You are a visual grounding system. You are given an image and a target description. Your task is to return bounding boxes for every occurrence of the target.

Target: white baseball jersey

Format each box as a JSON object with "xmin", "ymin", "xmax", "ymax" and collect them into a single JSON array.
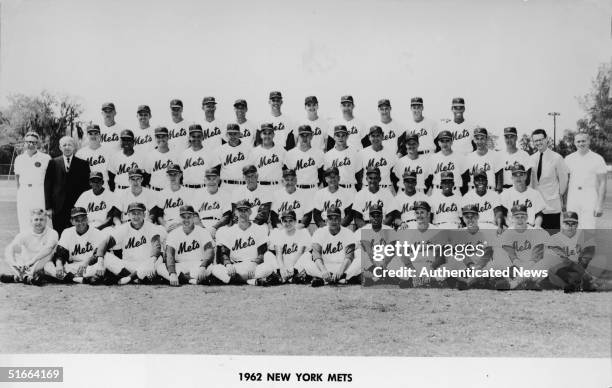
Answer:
[
  {"xmin": 298, "ymin": 117, "xmax": 329, "ymax": 151},
  {"xmin": 460, "ymin": 189, "xmax": 502, "ymax": 224},
  {"xmin": 166, "ymin": 225, "xmax": 213, "ymax": 263},
  {"xmin": 285, "ymin": 147, "xmax": 324, "ymax": 186},
  {"xmin": 14, "ymin": 151, "xmax": 51, "ymax": 186},
  {"xmin": 76, "ymin": 146, "xmax": 109, "ymax": 184},
  {"xmin": 9, "ymin": 227, "xmax": 58, "ymax": 265},
  {"xmin": 312, "ymin": 226, "xmax": 355, "ymax": 266},
  {"xmin": 501, "ymin": 227, "xmax": 548, "ymax": 264},
  {"xmin": 75, "ymin": 189, "xmax": 117, "ymax": 227},
  {"xmin": 216, "ymin": 223, "xmax": 268, "ymax": 262},
  {"xmin": 393, "ymin": 154, "xmax": 431, "ymax": 191},
  {"xmin": 429, "ymin": 191, "xmax": 462, "ymax": 225},
  {"xmin": 233, "ymin": 119, "xmax": 258, "ymax": 145},
  {"xmin": 167, "ymin": 120, "xmax": 190, "ymax": 154},
  {"xmin": 133, "ymin": 127, "xmax": 155, "ymax": 152},
  {"xmin": 192, "ymin": 187, "xmax": 230, "ymax": 224},
  {"xmin": 249, "ymin": 144, "xmax": 286, "ymax": 182},
  {"xmin": 463, "ymin": 150, "xmax": 502, "ymax": 187},
  {"xmin": 269, "ymin": 228, "xmax": 311, "ymax": 256},
  {"xmin": 545, "ymin": 230, "xmax": 594, "ymax": 264},
  {"xmin": 155, "ymin": 186, "xmax": 193, "ymax": 224},
  {"xmin": 332, "ymin": 117, "xmax": 367, "ymax": 150},
  {"xmin": 499, "ymin": 149, "xmax": 531, "ymax": 187},
  {"xmin": 353, "ymin": 188, "xmax": 397, "ymax": 221},
  {"xmin": 215, "ymin": 142, "xmax": 251, "ymax": 181},
  {"xmin": 58, "ymin": 226, "xmax": 107, "ymax": 263},
  {"xmin": 201, "ymin": 118, "xmax": 224, "ymax": 151},
  {"xmin": 230, "ymin": 185, "xmax": 271, "ymax": 220},
  {"xmin": 500, "ymin": 187, "xmax": 547, "ymax": 226},
  {"xmin": 261, "ymin": 113, "xmax": 294, "ymax": 148},
  {"xmin": 115, "ymin": 188, "xmax": 159, "ymax": 221},
  {"xmin": 100, "ymin": 122, "xmax": 123, "ymax": 152},
  {"xmin": 271, "ymin": 188, "xmax": 312, "ymax": 220},
  {"xmin": 565, "ymin": 150, "xmax": 607, "ymax": 191},
  {"xmin": 143, "ymin": 148, "xmax": 179, "ymax": 189},
  {"xmin": 312, "ymin": 187, "xmax": 356, "ymax": 219},
  {"xmin": 376, "ymin": 119, "xmax": 403, "ymax": 152},
  {"xmin": 438, "ymin": 119, "xmax": 477, "ymax": 155},
  {"xmin": 405, "ymin": 117, "xmax": 438, "ymax": 153},
  {"xmin": 393, "ymin": 191, "xmax": 430, "ymax": 223},
  {"xmin": 107, "ymin": 150, "xmax": 147, "ymax": 188},
  {"xmin": 110, "ymin": 221, "xmax": 166, "ymax": 262},
  {"xmin": 360, "ymin": 146, "xmax": 398, "ymax": 187},
  {"xmin": 426, "ymin": 151, "xmax": 464, "ymax": 189},
  {"xmin": 324, "ymin": 147, "xmax": 361, "ymax": 186},
  {"xmin": 179, "ymin": 147, "xmax": 210, "ymax": 186}
]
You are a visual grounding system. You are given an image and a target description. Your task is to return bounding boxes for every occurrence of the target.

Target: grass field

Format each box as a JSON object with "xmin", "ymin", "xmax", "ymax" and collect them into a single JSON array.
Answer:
[{"xmin": 0, "ymin": 180, "xmax": 610, "ymax": 356}]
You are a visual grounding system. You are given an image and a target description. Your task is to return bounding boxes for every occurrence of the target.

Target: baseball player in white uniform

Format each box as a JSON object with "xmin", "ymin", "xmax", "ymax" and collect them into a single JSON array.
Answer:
[
  {"xmin": 114, "ymin": 169, "xmax": 159, "ymax": 224},
  {"xmin": 100, "ymin": 102, "xmax": 123, "ymax": 153},
  {"xmin": 179, "ymin": 124, "xmax": 210, "ymax": 192},
  {"xmin": 76, "ymin": 124, "xmax": 110, "ymax": 189},
  {"xmin": 249, "ymin": 123, "xmax": 285, "ymax": 186},
  {"xmin": 270, "ymin": 169, "xmax": 312, "ymax": 228},
  {"xmin": 353, "ymin": 167, "xmax": 396, "ymax": 229},
  {"xmin": 460, "ymin": 170, "xmax": 503, "ymax": 229},
  {"xmin": 14, "ymin": 131, "xmax": 51, "ymax": 232},
  {"xmin": 499, "ymin": 127, "xmax": 531, "ymax": 189},
  {"xmin": 429, "ymin": 171, "xmax": 462, "ymax": 228},
  {"xmin": 374, "ymin": 99, "xmax": 403, "ymax": 153},
  {"xmin": 215, "ymin": 123, "xmax": 251, "ymax": 189},
  {"xmin": 74, "ymin": 172, "xmax": 117, "ymax": 230},
  {"xmin": 360, "ymin": 125, "xmax": 398, "ymax": 191},
  {"xmin": 301, "ymin": 96, "xmax": 329, "ymax": 151},
  {"xmin": 167, "ymin": 99, "xmax": 190, "ymax": 154},
  {"xmin": 192, "ymin": 168, "xmax": 231, "ymax": 237},
  {"xmin": 107, "ymin": 129, "xmax": 147, "ymax": 191},
  {"xmin": 564, "ymin": 132, "xmax": 607, "ymax": 229},
  {"xmin": 462, "ymin": 127, "xmax": 503, "ymax": 192},
  {"xmin": 500, "ymin": 164, "xmax": 547, "ymax": 228},
  {"xmin": 154, "ymin": 163, "xmax": 194, "ymax": 232},
  {"xmin": 324, "ymin": 125, "xmax": 362, "ymax": 190},
  {"xmin": 312, "ymin": 167, "xmax": 356, "ymax": 228},
  {"xmin": 284, "ymin": 124, "xmax": 324, "ymax": 196},
  {"xmin": 134, "ymin": 105, "xmax": 155, "ymax": 152},
  {"xmin": 200, "ymin": 96, "xmax": 224, "ymax": 151},
  {"xmin": 1, "ymin": 208, "xmax": 58, "ymax": 285},
  {"xmin": 392, "ymin": 170, "xmax": 429, "ymax": 230},
  {"xmin": 261, "ymin": 91, "xmax": 294, "ymax": 150},
  {"xmin": 355, "ymin": 204, "xmax": 395, "ymax": 287},
  {"xmin": 156, "ymin": 205, "xmax": 214, "ymax": 286},
  {"xmin": 332, "ymin": 95, "xmax": 367, "ymax": 150},
  {"xmin": 232, "ymin": 99, "xmax": 257, "ymax": 145},
  {"xmin": 393, "ymin": 134, "xmax": 430, "ymax": 194},
  {"xmin": 401, "ymin": 97, "xmax": 437, "ymax": 155},
  {"xmin": 144, "ymin": 126, "xmax": 179, "ymax": 192},
  {"xmin": 426, "ymin": 130, "xmax": 464, "ymax": 193},
  {"xmin": 437, "ymin": 97, "xmax": 477, "ymax": 155},
  {"xmin": 229, "ymin": 165, "xmax": 272, "ymax": 225}
]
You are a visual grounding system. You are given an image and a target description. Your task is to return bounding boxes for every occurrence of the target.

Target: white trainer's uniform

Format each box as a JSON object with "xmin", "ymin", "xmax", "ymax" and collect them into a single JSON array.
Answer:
[
  {"xmin": 14, "ymin": 151, "xmax": 51, "ymax": 232},
  {"xmin": 565, "ymin": 150, "xmax": 607, "ymax": 229}
]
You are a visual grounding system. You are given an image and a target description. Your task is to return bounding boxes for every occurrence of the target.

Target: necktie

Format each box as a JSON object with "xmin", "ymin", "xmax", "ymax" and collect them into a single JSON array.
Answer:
[
  {"xmin": 66, "ymin": 156, "xmax": 71, "ymax": 172},
  {"xmin": 537, "ymin": 152, "xmax": 543, "ymax": 181}
]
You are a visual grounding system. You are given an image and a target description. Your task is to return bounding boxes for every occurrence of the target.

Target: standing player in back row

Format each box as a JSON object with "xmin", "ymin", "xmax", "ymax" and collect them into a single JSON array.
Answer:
[
  {"xmin": 261, "ymin": 91, "xmax": 294, "ymax": 150},
  {"xmin": 401, "ymin": 97, "xmax": 437, "ymax": 155},
  {"xmin": 167, "ymin": 99, "xmax": 190, "ymax": 154},
  {"xmin": 232, "ymin": 99, "xmax": 257, "ymax": 146},
  {"xmin": 134, "ymin": 105, "xmax": 155, "ymax": 152},
  {"xmin": 373, "ymin": 99, "xmax": 403, "ymax": 152},
  {"xmin": 301, "ymin": 96, "xmax": 329, "ymax": 151},
  {"xmin": 437, "ymin": 97, "xmax": 477, "ymax": 155},
  {"xmin": 100, "ymin": 102, "xmax": 123, "ymax": 153},
  {"xmin": 200, "ymin": 96, "xmax": 224, "ymax": 151},
  {"xmin": 331, "ymin": 95, "xmax": 367, "ymax": 150}
]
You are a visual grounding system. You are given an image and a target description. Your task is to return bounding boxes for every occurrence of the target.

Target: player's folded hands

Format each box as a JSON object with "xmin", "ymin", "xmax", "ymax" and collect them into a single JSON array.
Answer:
[
  {"xmin": 169, "ymin": 273, "xmax": 179, "ymax": 286},
  {"xmin": 95, "ymin": 263, "xmax": 105, "ymax": 277}
]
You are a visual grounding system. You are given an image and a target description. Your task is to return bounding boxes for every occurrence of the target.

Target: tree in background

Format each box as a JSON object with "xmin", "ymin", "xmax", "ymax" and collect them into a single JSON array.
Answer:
[{"xmin": 556, "ymin": 129, "xmax": 577, "ymax": 158}]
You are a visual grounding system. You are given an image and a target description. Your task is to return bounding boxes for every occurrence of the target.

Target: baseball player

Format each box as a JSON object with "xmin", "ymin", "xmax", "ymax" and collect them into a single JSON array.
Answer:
[
  {"xmin": 270, "ymin": 169, "xmax": 312, "ymax": 229},
  {"xmin": 46, "ymin": 207, "xmax": 108, "ymax": 284},
  {"xmin": 355, "ymin": 204, "xmax": 395, "ymax": 287},
  {"xmin": 134, "ymin": 105, "xmax": 155, "ymax": 152},
  {"xmin": 462, "ymin": 127, "xmax": 503, "ymax": 192},
  {"xmin": 0, "ymin": 208, "xmax": 58, "ymax": 285},
  {"xmin": 214, "ymin": 123, "xmax": 251, "ymax": 189},
  {"xmin": 74, "ymin": 172, "xmax": 118, "ymax": 230},
  {"xmin": 107, "ymin": 129, "xmax": 148, "ymax": 191},
  {"xmin": 392, "ymin": 170, "xmax": 430, "ymax": 230},
  {"xmin": 75, "ymin": 124, "xmax": 110, "ymax": 189},
  {"xmin": 392, "ymin": 134, "xmax": 430, "ymax": 194},
  {"xmin": 249, "ymin": 123, "xmax": 286, "ymax": 186},
  {"xmin": 307, "ymin": 206, "xmax": 361, "ymax": 286},
  {"xmin": 499, "ymin": 127, "xmax": 531, "ymax": 189},
  {"xmin": 167, "ymin": 99, "xmax": 190, "ymax": 154},
  {"xmin": 426, "ymin": 130, "xmax": 464, "ymax": 193},
  {"xmin": 323, "ymin": 125, "xmax": 362, "ymax": 190},
  {"xmin": 154, "ymin": 163, "xmax": 194, "ymax": 232},
  {"xmin": 360, "ymin": 125, "xmax": 399, "ymax": 191},
  {"xmin": 156, "ymin": 205, "xmax": 214, "ymax": 286},
  {"xmin": 265, "ymin": 210, "xmax": 313, "ymax": 284},
  {"xmin": 261, "ymin": 91, "xmax": 294, "ymax": 150},
  {"xmin": 353, "ymin": 167, "xmax": 396, "ymax": 229},
  {"xmin": 232, "ymin": 99, "xmax": 257, "ymax": 145},
  {"xmin": 460, "ymin": 170, "xmax": 504, "ymax": 229},
  {"xmin": 93, "ymin": 202, "xmax": 166, "ymax": 285},
  {"xmin": 14, "ymin": 131, "xmax": 51, "ymax": 232},
  {"xmin": 565, "ymin": 132, "xmax": 607, "ymax": 229},
  {"xmin": 100, "ymin": 102, "xmax": 123, "ymax": 153},
  {"xmin": 284, "ymin": 124, "xmax": 325, "ymax": 196},
  {"xmin": 209, "ymin": 200, "xmax": 273, "ymax": 285},
  {"xmin": 229, "ymin": 165, "xmax": 272, "ymax": 226},
  {"xmin": 429, "ymin": 171, "xmax": 462, "ymax": 228},
  {"xmin": 500, "ymin": 163, "xmax": 546, "ymax": 228},
  {"xmin": 144, "ymin": 127, "xmax": 179, "ymax": 192},
  {"xmin": 178, "ymin": 124, "xmax": 210, "ymax": 191},
  {"xmin": 301, "ymin": 96, "xmax": 329, "ymax": 152},
  {"xmin": 200, "ymin": 96, "xmax": 224, "ymax": 151},
  {"xmin": 114, "ymin": 169, "xmax": 159, "ymax": 224},
  {"xmin": 501, "ymin": 204, "xmax": 549, "ymax": 290},
  {"xmin": 437, "ymin": 97, "xmax": 477, "ymax": 155},
  {"xmin": 331, "ymin": 95, "xmax": 367, "ymax": 150},
  {"xmin": 373, "ymin": 99, "xmax": 403, "ymax": 153},
  {"xmin": 312, "ymin": 167, "xmax": 355, "ymax": 228},
  {"xmin": 192, "ymin": 168, "xmax": 231, "ymax": 238},
  {"xmin": 399, "ymin": 97, "xmax": 437, "ymax": 155}
]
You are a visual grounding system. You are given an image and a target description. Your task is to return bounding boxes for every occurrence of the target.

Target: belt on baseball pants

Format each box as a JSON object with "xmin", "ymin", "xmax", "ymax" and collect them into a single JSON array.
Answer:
[
  {"xmin": 201, "ymin": 216, "xmax": 220, "ymax": 221},
  {"xmin": 417, "ymin": 150, "xmax": 430, "ymax": 155},
  {"xmin": 259, "ymin": 181, "xmax": 279, "ymax": 186},
  {"xmin": 297, "ymin": 184, "xmax": 317, "ymax": 189},
  {"xmin": 470, "ymin": 185, "xmax": 494, "ymax": 190},
  {"xmin": 339, "ymin": 183, "xmax": 354, "ymax": 189},
  {"xmin": 116, "ymin": 185, "xmax": 129, "ymax": 190},
  {"xmin": 223, "ymin": 179, "xmax": 245, "ymax": 185},
  {"xmin": 503, "ymin": 184, "xmax": 513, "ymax": 189},
  {"xmin": 184, "ymin": 183, "xmax": 205, "ymax": 188},
  {"xmin": 149, "ymin": 186, "xmax": 164, "ymax": 191}
]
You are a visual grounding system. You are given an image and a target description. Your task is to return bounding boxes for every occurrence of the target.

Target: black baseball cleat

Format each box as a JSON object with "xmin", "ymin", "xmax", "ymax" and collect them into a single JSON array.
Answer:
[
  {"xmin": 581, "ymin": 278, "xmax": 598, "ymax": 292},
  {"xmin": 398, "ymin": 279, "xmax": 413, "ymax": 289},
  {"xmin": 456, "ymin": 279, "xmax": 470, "ymax": 291},
  {"xmin": 311, "ymin": 278, "xmax": 325, "ymax": 288},
  {"xmin": 494, "ymin": 278, "xmax": 511, "ymax": 291},
  {"xmin": 24, "ymin": 275, "xmax": 43, "ymax": 286},
  {"xmin": 346, "ymin": 274, "xmax": 362, "ymax": 285},
  {"xmin": 0, "ymin": 274, "xmax": 17, "ymax": 283}
]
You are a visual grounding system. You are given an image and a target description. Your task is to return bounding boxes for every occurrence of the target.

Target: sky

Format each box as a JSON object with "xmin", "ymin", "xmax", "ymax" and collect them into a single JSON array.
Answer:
[{"xmin": 1, "ymin": 0, "xmax": 611, "ymax": 139}]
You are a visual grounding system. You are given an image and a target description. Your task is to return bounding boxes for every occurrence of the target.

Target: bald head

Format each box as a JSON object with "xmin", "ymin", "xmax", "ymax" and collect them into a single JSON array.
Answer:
[{"xmin": 59, "ymin": 136, "xmax": 76, "ymax": 157}]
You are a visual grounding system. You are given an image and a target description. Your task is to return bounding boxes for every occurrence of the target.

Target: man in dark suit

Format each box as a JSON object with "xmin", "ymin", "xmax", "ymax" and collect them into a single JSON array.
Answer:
[{"xmin": 44, "ymin": 136, "xmax": 91, "ymax": 234}]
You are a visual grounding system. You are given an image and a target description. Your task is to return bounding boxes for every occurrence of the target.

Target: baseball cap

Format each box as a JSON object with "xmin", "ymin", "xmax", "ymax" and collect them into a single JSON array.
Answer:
[
  {"xmin": 205, "ymin": 167, "xmax": 219, "ymax": 177},
  {"xmin": 89, "ymin": 171, "xmax": 104, "ymax": 181},
  {"xmin": 440, "ymin": 171, "xmax": 454, "ymax": 181},
  {"xmin": 235, "ymin": 200, "xmax": 252, "ymax": 210},
  {"xmin": 154, "ymin": 126, "xmax": 169, "ymax": 136},
  {"xmin": 411, "ymin": 97, "xmax": 423, "ymax": 106},
  {"xmin": 473, "ymin": 127, "xmax": 488, "ymax": 137},
  {"xmin": 127, "ymin": 202, "xmax": 146, "ymax": 213},
  {"xmin": 562, "ymin": 212, "xmax": 579, "ymax": 223},
  {"xmin": 170, "ymin": 99, "xmax": 183, "ymax": 108},
  {"xmin": 304, "ymin": 96, "xmax": 318, "ymax": 105},
  {"xmin": 189, "ymin": 124, "xmax": 203, "ymax": 134},
  {"xmin": 369, "ymin": 204, "xmax": 383, "ymax": 215},
  {"xmin": 242, "ymin": 164, "xmax": 257, "ymax": 176},
  {"xmin": 324, "ymin": 166, "xmax": 339, "ymax": 177},
  {"xmin": 511, "ymin": 163, "xmax": 526, "ymax": 175},
  {"xmin": 473, "ymin": 169, "xmax": 487, "ymax": 180},
  {"xmin": 281, "ymin": 210, "xmax": 297, "ymax": 221},
  {"xmin": 504, "ymin": 127, "xmax": 518, "ymax": 136},
  {"xmin": 437, "ymin": 130, "xmax": 453, "ymax": 140},
  {"xmin": 70, "ymin": 207, "xmax": 87, "ymax": 218},
  {"xmin": 326, "ymin": 206, "xmax": 342, "ymax": 218},
  {"xmin": 406, "ymin": 133, "xmax": 419, "ymax": 143},
  {"xmin": 179, "ymin": 205, "xmax": 196, "ymax": 216},
  {"xmin": 377, "ymin": 99, "xmax": 391, "ymax": 108},
  {"xmin": 413, "ymin": 201, "xmax": 431, "ymax": 212},
  {"xmin": 202, "ymin": 96, "xmax": 217, "ymax": 105},
  {"xmin": 166, "ymin": 163, "xmax": 182, "ymax": 174},
  {"xmin": 260, "ymin": 123, "xmax": 275, "ymax": 133},
  {"xmin": 340, "ymin": 95, "xmax": 354, "ymax": 104},
  {"xmin": 269, "ymin": 91, "xmax": 282, "ymax": 100},
  {"xmin": 452, "ymin": 97, "xmax": 465, "ymax": 107},
  {"xmin": 24, "ymin": 131, "xmax": 40, "ymax": 140},
  {"xmin": 226, "ymin": 123, "xmax": 241, "ymax": 133},
  {"xmin": 101, "ymin": 102, "xmax": 115, "ymax": 111},
  {"xmin": 233, "ymin": 99, "xmax": 247, "ymax": 108},
  {"xmin": 128, "ymin": 168, "xmax": 144, "ymax": 178},
  {"xmin": 366, "ymin": 166, "xmax": 381, "ymax": 176},
  {"xmin": 334, "ymin": 125, "xmax": 348, "ymax": 135},
  {"xmin": 369, "ymin": 125, "xmax": 383, "ymax": 135},
  {"xmin": 282, "ymin": 169, "xmax": 296, "ymax": 178},
  {"xmin": 402, "ymin": 170, "xmax": 417, "ymax": 181},
  {"xmin": 298, "ymin": 125, "xmax": 313, "ymax": 134},
  {"xmin": 137, "ymin": 105, "xmax": 151, "ymax": 114},
  {"xmin": 511, "ymin": 204, "xmax": 528, "ymax": 216},
  {"xmin": 120, "ymin": 129, "xmax": 134, "ymax": 139},
  {"xmin": 461, "ymin": 204, "xmax": 479, "ymax": 215},
  {"xmin": 87, "ymin": 124, "xmax": 101, "ymax": 133}
]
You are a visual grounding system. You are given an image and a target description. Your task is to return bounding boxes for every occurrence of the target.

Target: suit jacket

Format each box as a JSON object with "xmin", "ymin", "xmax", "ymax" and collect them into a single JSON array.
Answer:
[
  {"xmin": 530, "ymin": 149, "xmax": 569, "ymax": 214},
  {"xmin": 44, "ymin": 155, "xmax": 91, "ymax": 214}
]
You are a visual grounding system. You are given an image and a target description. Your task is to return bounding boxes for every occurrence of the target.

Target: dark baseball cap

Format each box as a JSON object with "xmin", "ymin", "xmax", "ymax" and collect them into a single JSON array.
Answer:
[
  {"xmin": 137, "ymin": 105, "xmax": 151, "ymax": 114},
  {"xmin": 326, "ymin": 206, "xmax": 342, "ymax": 218},
  {"xmin": 340, "ymin": 95, "xmax": 354, "ymax": 104},
  {"xmin": 120, "ymin": 129, "xmax": 134, "ymax": 139},
  {"xmin": 440, "ymin": 171, "xmax": 455, "ymax": 181},
  {"xmin": 235, "ymin": 200, "xmax": 252, "ymax": 210},
  {"xmin": 562, "ymin": 211, "xmax": 579, "ymax": 223},
  {"xmin": 281, "ymin": 210, "xmax": 297, "ymax": 220},
  {"xmin": 128, "ymin": 168, "xmax": 144, "ymax": 178},
  {"xmin": 101, "ymin": 102, "xmax": 115, "ymax": 111},
  {"xmin": 170, "ymin": 99, "xmax": 183, "ymax": 108},
  {"xmin": 127, "ymin": 202, "xmax": 146, "ymax": 213},
  {"xmin": 70, "ymin": 207, "xmax": 87, "ymax": 218},
  {"xmin": 205, "ymin": 167, "xmax": 219, "ymax": 177},
  {"xmin": 369, "ymin": 204, "xmax": 383, "ymax": 215},
  {"xmin": 473, "ymin": 127, "xmax": 488, "ymax": 137},
  {"xmin": 202, "ymin": 96, "xmax": 217, "ymax": 105},
  {"xmin": 504, "ymin": 127, "xmax": 518, "ymax": 136},
  {"xmin": 305, "ymin": 96, "xmax": 318, "ymax": 105},
  {"xmin": 452, "ymin": 97, "xmax": 465, "ymax": 107},
  {"xmin": 269, "ymin": 91, "xmax": 282, "ymax": 100},
  {"xmin": 298, "ymin": 125, "xmax": 313, "ymax": 134},
  {"xmin": 437, "ymin": 130, "xmax": 453, "ymax": 140},
  {"xmin": 260, "ymin": 123, "xmax": 275, "ymax": 133},
  {"xmin": 461, "ymin": 204, "xmax": 479, "ymax": 215},
  {"xmin": 473, "ymin": 169, "xmax": 488, "ymax": 180},
  {"xmin": 324, "ymin": 166, "xmax": 339, "ymax": 177},
  {"xmin": 410, "ymin": 97, "xmax": 423, "ymax": 106},
  {"xmin": 234, "ymin": 99, "xmax": 247, "ymax": 108},
  {"xmin": 166, "ymin": 163, "xmax": 182, "ymax": 174},
  {"xmin": 154, "ymin": 126, "xmax": 169, "ymax": 136},
  {"xmin": 89, "ymin": 171, "xmax": 104, "ymax": 181},
  {"xmin": 511, "ymin": 204, "xmax": 528, "ymax": 215},
  {"xmin": 366, "ymin": 166, "xmax": 381, "ymax": 176},
  {"xmin": 242, "ymin": 164, "xmax": 257, "ymax": 176},
  {"xmin": 369, "ymin": 125, "xmax": 383, "ymax": 135},
  {"xmin": 334, "ymin": 125, "xmax": 348, "ymax": 134},
  {"xmin": 413, "ymin": 201, "xmax": 431, "ymax": 212},
  {"xmin": 511, "ymin": 163, "xmax": 526, "ymax": 174},
  {"xmin": 402, "ymin": 170, "xmax": 417, "ymax": 181},
  {"xmin": 406, "ymin": 133, "xmax": 419, "ymax": 143},
  {"xmin": 226, "ymin": 123, "xmax": 241, "ymax": 133},
  {"xmin": 377, "ymin": 99, "xmax": 391, "ymax": 107},
  {"xmin": 189, "ymin": 124, "xmax": 203, "ymax": 134},
  {"xmin": 282, "ymin": 169, "xmax": 296, "ymax": 178},
  {"xmin": 87, "ymin": 124, "xmax": 101, "ymax": 133},
  {"xmin": 179, "ymin": 205, "xmax": 196, "ymax": 216}
]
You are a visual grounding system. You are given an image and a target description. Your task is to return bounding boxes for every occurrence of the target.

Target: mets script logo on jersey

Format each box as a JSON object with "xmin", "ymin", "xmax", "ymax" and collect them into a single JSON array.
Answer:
[
  {"xmin": 400, "ymin": 201, "xmax": 416, "ymax": 214},
  {"xmin": 87, "ymin": 154, "xmax": 106, "ymax": 167},
  {"xmin": 101, "ymin": 133, "xmax": 119, "ymax": 143},
  {"xmin": 313, "ymin": 127, "xmax": 322, "ymax": 136},
  {"xmin": 452, "ymin": 129, "xmax": 470, "ymax": 141},
  {"xmin": 434, "ymin": 162, "xmax": 454, "ymax": 175},
  {"xmin": 512, "ymin": 199, "xmax": 533, "ymax": 209},
  {"xmin": 278, "ymin": 200, "xmax": 301, "ymax": 213},
  {"xmin": 169, "ymin": 128, "xmax": 187, "ymax": 140},
  {"xmin": 469, "ymin": 201, "xmax": 492, "ymax": 213},
  {"xmin": 367, "ymin": 158, "xmax": 388, "ymax": 169},
  {"xmin": 470, "ymin": 164, "xmax": 491, "ymax": 176},
  {"xmin": 178, "ymin": 240, "xmax": 200, "ymax": 255},
  {"xmin": 164, "ymin": 197, "xmax": 184, "ymax": 209},
  {"xmin": 552, "ymin": 244, "xmax": 582, "ymax": 258},
  {"xmin": 322, "ymin": 241, "xmax": 343, "ymax": 255},
  {"xmin": 274, "ymin": 122, "xmax": 285, "ymax": 131},
  {"xmin": 331, "ymin": 157, "xmax": 351, "ymax": 169},
  {"xmin": 224, "ymin": 152, "xmax": 245, "ymax": 166},
  {"xmin": 406, "ymin": 165, "xmax": 424, "ymax": 175},
  {"xmin": 87, "ymin": 201, "xmax": 107, "ymax": 213},
  {"xmin": 126, "ymin": 235, "xmax": 147, "ymax": 249},
  {"xmin": 135, "ymin": 134, "xmax": 153, "ymax": 145},
  {"xmin": 117, "ymin": 161, "xmax": 139, "ymax": 174},
  {"xmin": 364, "ymin": 200, "xmax": 383, "ymax": 213},
  {"xmin": 251, "ymin": 198, "xmax": 262, "ymax": 207},
  {"xmin": 72, "ymin": 241, "xmax": 94, "ymax": 256},
  {"xmin": 153, "ymin": 159, "xmax": 173, "ymax": 172},
  {"xmin": 233, "ymin": 236, "xmax": 256, "ymax": 250},
  {"xmin": 323, "ymin": 199, "xmax": 342, "ymax": 211},
  {"xmin": 258, "ymin": 154, "xmax": 280, "ymax": 169},
  {"xmin": 436, "ymin": 202, "xmax": 457, "ymax": 214},
  {"xmin": 184, "ymin": 157, "xmax": 205, "ymax": 169},
  {"xmin": 410, "ymin": 128, "xmax": 428, "ymax": 137},
  {"xmin": 296, "ymin": 157, "xmax": 316, "ymax": 171},
  {"xmin": 382, "ymin": 131, "xmax": 396, "ymax": 141},
  {"xmin": 242, "ymin": 129, "xmax": 251, "ymax": 138},
  {"xmin": 203, "ymin": 126, "xmax": 221, "ymax": 140},
  {"xmin": 282, "ymin": 242, "xmax": 298, "ymax": 255},
  {"xmin": 198, "ymin": 201, "xmax": 220, "ymax": 212},
  {"xmin": 348, "ymin": 126, "xmax": 358, "ymax": 136},
  {"xmin": 512, "ymin": 240, "xmax": 532, "ymax": 253}
]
